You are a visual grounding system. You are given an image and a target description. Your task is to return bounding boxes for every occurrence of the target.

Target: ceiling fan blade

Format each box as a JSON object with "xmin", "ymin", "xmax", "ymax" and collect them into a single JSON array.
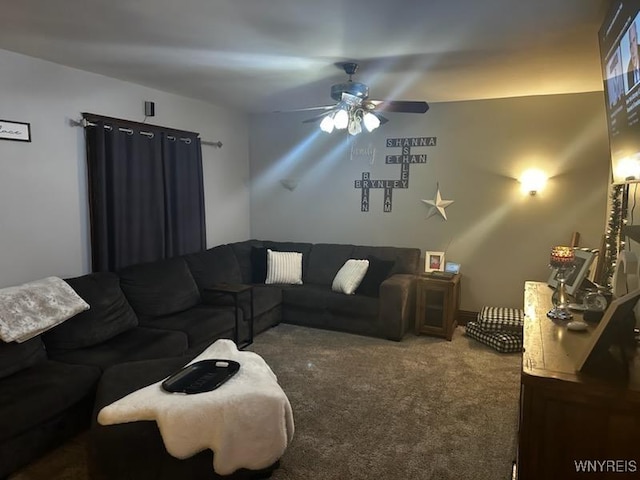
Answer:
[
  {"xmin": 274, "ymin": 105, "xmax": 336, "ymax": 113},
  {"xmin": 369, "ymin": 100, "xmax": 429, "ymax": 114},
  {"xmin": 302, "ymin": 110, "xmax": 335, "ymax": 124}
]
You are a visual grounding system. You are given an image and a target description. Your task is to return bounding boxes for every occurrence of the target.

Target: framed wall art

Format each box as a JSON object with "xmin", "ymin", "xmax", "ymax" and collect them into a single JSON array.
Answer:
[{"xmin": 0, "ymin": 120, "xmax": 31, "ymax": 142}]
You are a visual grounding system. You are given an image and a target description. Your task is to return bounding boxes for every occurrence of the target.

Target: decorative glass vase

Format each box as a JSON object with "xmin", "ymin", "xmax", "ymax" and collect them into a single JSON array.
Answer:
[{"xmin": 547, "ymin": 264, "xmax": 574, "ymax": 321}]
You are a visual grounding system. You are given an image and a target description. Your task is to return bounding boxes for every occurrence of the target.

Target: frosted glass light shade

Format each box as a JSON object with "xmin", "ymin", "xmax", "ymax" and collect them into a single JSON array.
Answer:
[
  {"xmin": 348, "ymin": 118, "xmax": 362, "ymax": 136},
  {"xmin": 363, "ymin": 112, "xmax": 380, "ymax": 132},
  {"xmin": 333, "ymin": 109, "xmax": 349, "ymax": 129},
  {"xmin": 319, "ymin": 115, "xmax": 335, "ymax": 133}
]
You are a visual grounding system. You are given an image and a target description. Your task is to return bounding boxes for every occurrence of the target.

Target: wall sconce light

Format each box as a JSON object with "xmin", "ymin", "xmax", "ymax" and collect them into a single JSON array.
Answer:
[
  {"xmin": 612, "ymin": 154, "xmax": 640, "ymax": 183},
  {"xmin": 519, "ymin": 169, "xmax": 547, "ymax": 196}
]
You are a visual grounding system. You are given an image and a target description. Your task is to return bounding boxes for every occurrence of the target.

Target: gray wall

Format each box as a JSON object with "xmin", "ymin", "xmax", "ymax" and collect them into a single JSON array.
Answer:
[
  {"xmin": 0, "ymin": 49, "xmax": 251, "ymax": 288},
  {"xmin": 249, "ymin": 92, "xmax": 610, "ymax": 311}
]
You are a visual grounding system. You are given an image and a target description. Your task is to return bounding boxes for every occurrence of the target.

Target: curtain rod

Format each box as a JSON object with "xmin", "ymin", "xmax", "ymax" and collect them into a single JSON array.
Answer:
[{"xmin": 69, "ymin": 118, "xmax": 223, "ymax": 148}]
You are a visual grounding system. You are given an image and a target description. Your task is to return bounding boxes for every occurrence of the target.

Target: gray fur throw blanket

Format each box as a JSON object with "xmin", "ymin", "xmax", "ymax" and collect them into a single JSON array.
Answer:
[{"xmin": 0, "ymin": 276, "xmax": 89, "ymax": 343}]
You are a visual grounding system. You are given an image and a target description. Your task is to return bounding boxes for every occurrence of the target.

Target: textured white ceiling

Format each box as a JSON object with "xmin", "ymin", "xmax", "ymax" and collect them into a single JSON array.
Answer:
[{"xmin": 0, "ymin": 0, "xmax": 610, "ymax": 113}]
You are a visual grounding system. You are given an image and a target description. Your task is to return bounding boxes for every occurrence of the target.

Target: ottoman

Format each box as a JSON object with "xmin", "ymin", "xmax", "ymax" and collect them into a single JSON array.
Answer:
[{"xmin": 90, "ymin": 353, "xmax": 285, "ymax": 480}]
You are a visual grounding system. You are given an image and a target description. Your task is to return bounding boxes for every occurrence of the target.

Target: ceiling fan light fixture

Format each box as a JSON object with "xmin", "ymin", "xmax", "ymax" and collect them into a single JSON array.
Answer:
[
  {"xmin": 334, "ymin": 109, "xmax": 349, "ymax": 130},
  {"xmin": 363, "ymin": 112, "xmax": 380, "ymax": 132},
  {"xmin": 303, "ymin": 62, "xmax": 429, "ymax": 134},
  {"xmin": 319, "ymin": 114, "xmax": 335, "ymax": 133}
]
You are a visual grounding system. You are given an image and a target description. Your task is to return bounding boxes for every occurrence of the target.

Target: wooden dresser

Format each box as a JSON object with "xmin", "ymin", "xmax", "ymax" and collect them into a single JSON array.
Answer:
[{"xmin": 518, "ymin": 282, "xmax": 640, "ymax": 480}]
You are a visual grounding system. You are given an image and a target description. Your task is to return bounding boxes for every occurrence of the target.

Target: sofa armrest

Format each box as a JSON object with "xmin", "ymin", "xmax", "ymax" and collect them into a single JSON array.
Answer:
[{"xmin": 379, "ymin": 274, "xmax": 416, "ymax": 341}]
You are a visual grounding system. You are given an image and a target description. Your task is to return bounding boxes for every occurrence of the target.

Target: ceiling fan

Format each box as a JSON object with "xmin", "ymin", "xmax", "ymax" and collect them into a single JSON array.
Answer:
[{"xmin": 288, "ymin": 62, "xmax": 429, "ymax": 136}]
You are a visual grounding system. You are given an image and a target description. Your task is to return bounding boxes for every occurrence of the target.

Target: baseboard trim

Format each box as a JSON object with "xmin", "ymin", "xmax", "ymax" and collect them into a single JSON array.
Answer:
[{"xmin": 457, "ymin": 310, "xmax": 478, "ymax": 326}]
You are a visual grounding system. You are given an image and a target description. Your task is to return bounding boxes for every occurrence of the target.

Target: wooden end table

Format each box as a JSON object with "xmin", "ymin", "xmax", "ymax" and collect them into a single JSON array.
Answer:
[{"xmin": 414, "ymin": 273, "xmax": 461, "ymax": 341}]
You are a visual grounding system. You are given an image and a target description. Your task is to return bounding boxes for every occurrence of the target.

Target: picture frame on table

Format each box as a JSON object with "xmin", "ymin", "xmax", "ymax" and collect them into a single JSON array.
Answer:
[
  {"xmin": 444, "ymin": 261, "xmax": 461, "ymax": 274},
  {"xmin": 425, "ymin": 251, "xmax": 445, "ymax": 272},
  {"xmin": 547, "ymin": 248, "xmax": 596, "ymax": 296},
  {"xmin": 576, "ymin": 288, "xmax": 640, "ymax": 372},
  {"xmin": 0, "ymin": 120, "xmax": 31, "ymax": 142}
]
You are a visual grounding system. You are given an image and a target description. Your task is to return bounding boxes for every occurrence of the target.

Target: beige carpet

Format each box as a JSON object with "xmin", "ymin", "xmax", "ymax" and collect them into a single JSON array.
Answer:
[{"xmin": 11, "ymin": 324, "xmax": 521, "ymax": 480}]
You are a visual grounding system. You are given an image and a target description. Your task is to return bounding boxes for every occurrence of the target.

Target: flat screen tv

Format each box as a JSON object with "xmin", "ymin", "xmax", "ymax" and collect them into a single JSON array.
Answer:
[{"xmin": 600, "ymin": 0, "xmax": 640, "ymax": 182}]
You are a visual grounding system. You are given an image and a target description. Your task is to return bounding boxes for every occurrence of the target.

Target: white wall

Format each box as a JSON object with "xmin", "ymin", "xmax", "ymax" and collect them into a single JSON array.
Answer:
[
  {"xmin": 0, "ymin": 49, "xmax": 250, "ymax": 288},
  {"xmin": 249, "ymin": 92, "xmax": 610, "ymax": 311}
]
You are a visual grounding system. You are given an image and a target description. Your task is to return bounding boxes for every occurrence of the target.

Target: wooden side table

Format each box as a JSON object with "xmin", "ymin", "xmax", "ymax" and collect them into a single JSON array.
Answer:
[
  {"xmin": 414, "ymin": 273, "xmax": 460, "ymax": 341},
  {"xmin": 204, "ymin": 283, "xmax": 254, "ymax": 349}
]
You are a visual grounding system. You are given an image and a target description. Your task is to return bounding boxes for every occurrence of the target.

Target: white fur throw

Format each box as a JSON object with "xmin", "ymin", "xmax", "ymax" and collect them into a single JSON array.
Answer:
[
  {"xmin": 0, "ymin": 276, "xmax": 89, "ymax": 343},
  {"xmin": 98, "ymin": 340, "xmax": 295, "ymax": 475}
]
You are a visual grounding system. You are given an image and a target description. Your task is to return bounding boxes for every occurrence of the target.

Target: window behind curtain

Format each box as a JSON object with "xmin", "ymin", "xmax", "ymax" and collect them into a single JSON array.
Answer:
[{"xmin": 83, "ymin": 113, "xmax": 206, "ymax": 272}]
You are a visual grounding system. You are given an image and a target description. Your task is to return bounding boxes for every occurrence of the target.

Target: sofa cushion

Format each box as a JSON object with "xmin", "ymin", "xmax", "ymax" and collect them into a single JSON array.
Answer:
[
  {"xmin": 332, "ymin": 259, "xmax": 369, "ymax": 295},
  {"xmin": 305, "ymin": 244, "xmax": 355, "ymax": 285},
  {"xmin": 43, "ymin": 273, "xmax": 138, "ymax": 350},
  {"xmin": 263, "ymin": 241, "xmax": 313, "ymax": 256},
  {"xmin": 0, "ymin": 359, "xmax": 101, "ymax": 442},
  {"xmin": 230, "ymin": 240, "xmax": 264, "ymax": 284},
  {"xmin": 251, "ymin": 247, "xmax": 268, "ymax": 283},
  {"xmin": 138, "ymin": 306, "xmax": 236, "ymax": 354},
  {"xmin": 283, "ymin": 284, "xmax": 378, "ymax": 317},
  {"xmin": 251, "ymin": 285, "xmax": 284, "ymax": 316},
  {"xmin": 282, "ymin": 284, "xmax": 332, "ymax": 311},
  {"xmin": 356, "ymin": 256, "xmax": 395, "ymax": 298},
  {"xmin": 351, "ymin": 245, "xmax": 420, "ymax": 275},
  {"xmin": 0, "ymin": 337, "xmax": 46, "ymax": 380},
  {"xmin": 119, "ymin": 257, "xmax": 201, "ymax": 317},
  {"xmin": 327, "ymin": 291, "xmax": 379, "ymax": 317},
  {"xmin": 183, "ymin": 245, "xmax": 243, "ymax": 289},
  {"xmin": 47, "ymin": 327, "xmax": 188, "ymax": 371}
]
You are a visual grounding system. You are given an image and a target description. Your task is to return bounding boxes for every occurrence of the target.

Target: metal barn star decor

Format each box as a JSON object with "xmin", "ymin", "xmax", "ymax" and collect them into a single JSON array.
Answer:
[{"xmin": 421, "ymin": 184, "xmax": 454, "ymax": 220}]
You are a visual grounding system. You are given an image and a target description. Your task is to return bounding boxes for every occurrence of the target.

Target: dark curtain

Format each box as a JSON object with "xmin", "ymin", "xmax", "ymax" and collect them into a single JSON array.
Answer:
[
  {"xmin": 162, "ymin": 134, "xmax": 206, "ymax": 258},
  {"xmin": 84, "ymin": 114, "xmax": 206, "ymax": 272}
]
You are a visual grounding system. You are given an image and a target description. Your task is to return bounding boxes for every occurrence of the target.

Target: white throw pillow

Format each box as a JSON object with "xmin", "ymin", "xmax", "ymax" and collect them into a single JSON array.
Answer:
[
  {"xmin": 332, "ymin": 259, "xmax": 370, "ymax": 295},
  {"xmin": 265, "ymin": 249, "xmax": 303, "ymax": 285}
]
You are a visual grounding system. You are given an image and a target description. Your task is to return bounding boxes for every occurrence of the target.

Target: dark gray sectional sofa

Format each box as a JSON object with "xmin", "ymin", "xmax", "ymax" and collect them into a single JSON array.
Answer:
[{"xmin": 0, "ymin": 239, "xmax": 420, "ymax": 477}]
